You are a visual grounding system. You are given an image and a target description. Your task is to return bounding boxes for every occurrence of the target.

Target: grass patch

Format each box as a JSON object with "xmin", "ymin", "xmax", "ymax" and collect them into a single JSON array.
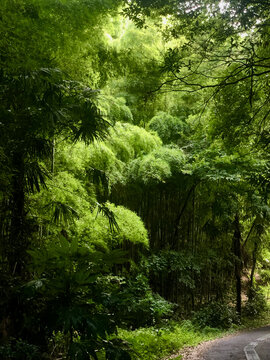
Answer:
[
  {"xmin": 119, "ymin": 320, "xmax": 229, "ymax": 360},
  {"xmin": 119, "ymin": 311, "xmax": 270, "ymax": 360},
  {"xmin": 240, "ymin": 311, "xmax": 270, "ymax": 329}
]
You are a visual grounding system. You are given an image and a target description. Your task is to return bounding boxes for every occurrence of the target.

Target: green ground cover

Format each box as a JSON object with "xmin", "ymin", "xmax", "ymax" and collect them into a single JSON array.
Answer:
[{"xmin": 119, "ymin": 313, "xmax": 270, "ymax": 360}]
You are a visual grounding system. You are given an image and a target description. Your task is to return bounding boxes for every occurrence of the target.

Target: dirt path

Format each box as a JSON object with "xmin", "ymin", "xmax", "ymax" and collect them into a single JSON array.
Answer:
[{"xmin": 176, "ymin": 326, "xmax": 270, "ymax": 360}]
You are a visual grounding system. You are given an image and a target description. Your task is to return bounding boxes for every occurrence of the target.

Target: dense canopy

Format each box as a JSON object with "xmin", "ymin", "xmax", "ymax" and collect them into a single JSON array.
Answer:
[{"xmin": 1, "ymin": 0, "xmax": 270, "ymax": 359}]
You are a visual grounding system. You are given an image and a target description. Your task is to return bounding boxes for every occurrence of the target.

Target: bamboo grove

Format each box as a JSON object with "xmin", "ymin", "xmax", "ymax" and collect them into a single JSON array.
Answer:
[{"xmin": 1, "ymin": 0, "xmax": 270, "ymax": 359}]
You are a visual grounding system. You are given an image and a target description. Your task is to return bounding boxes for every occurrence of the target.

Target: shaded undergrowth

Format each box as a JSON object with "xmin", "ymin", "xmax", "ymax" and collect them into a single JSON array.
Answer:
[{"xmin": 119, "ymin": 311, "xmax": 270, "ymax": 360}]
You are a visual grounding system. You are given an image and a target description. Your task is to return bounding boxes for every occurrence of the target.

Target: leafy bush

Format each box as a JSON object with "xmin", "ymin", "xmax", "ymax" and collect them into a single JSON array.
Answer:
[
  {"xmin": 151, "ymin": 146, "xmax": 186, "ymax": 175},
  {"xmin": 75, "ymin": 202, "xmax": 149, "ymax": 252},
  {"xmin": 25, "ymin": 237, "xmax": 132, "ymax": 360},
  {"xmin": 99, "ymin": 96, "xmax": 133, "ymax": 124},
  {"xmin": 192, "ymin": 302, "xmax": 239, "ymax": 329},
  {"xmin": 149, "ymin": 112, "xmax": 186, "ymax": 145},
  {"xmin": 243, "ymin": 288, "xmax": 268, "ymax": 317},
  {"xmin": 117, "ymin": 275, "xmax": 175, "ymax": 328},
  {"xmin": 107, "ymin": 122, "xmax": 162, "ymax": 163},
  {"xmin": 147, "ymin": 250, "xmax": 201, "ymax": 291},
  {"xmin": 127, "ymin": 154, "xmax": 171, "ymax": 185},
  {"xmin": 259, "ymin": 269, "xmax": 270, "ymax": 285},
  {"xmin": 0, "ymin": 339, "xmax": 40, "ymax": 360}
]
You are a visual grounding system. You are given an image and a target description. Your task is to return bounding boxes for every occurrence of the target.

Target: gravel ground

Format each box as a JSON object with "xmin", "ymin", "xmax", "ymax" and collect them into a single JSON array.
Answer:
[{"xmin": 162, "ymin": 337, "xmax": 224, "ymax": 360}]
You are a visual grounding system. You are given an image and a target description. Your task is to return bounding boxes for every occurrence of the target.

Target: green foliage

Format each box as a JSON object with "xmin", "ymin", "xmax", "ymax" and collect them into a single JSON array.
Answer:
[
  {"xmin": 75, "ymin": 203, "xmax": 149, "ymax": 251},
  {"xmin": 103, "ymin": 18, "xmax": 165, "ymax": 124},
  {"xmin": 124, "ymin": 144, "xmax": 186, "ymax": 185},
  {"xmin": 0, "ymin": 339, "xmax": 40, "ymax": 360},
  {"xmin": 84, "ymin": 123, "xmax": 163, "ymax": 191},
  {"xmin": 116, "ymin": 275, "xmax": 174, "ymax": 328},
  {"xmin": 55, "ymin": 142, "xmax": 90, "ymax": 177},
  {"xmin": 192, "ymin": 302, "xmax": 239, "ymax": 329},
  {"xmin": 87, "ymin": 142, "xmax": 123, "ymax": 189},
  {"xmin": 0, "ymin": 67, "xmax": 110, "ymax": 193},
  {"xmin": 119, "ymin": 320, "xmax": 225, "ymax": 360},
  {"xmin": 30, "ymin": 171, "xmax": 92, "ymax": 232},
  {"xmin": 260, "ymin": 269, "xmax": 270, "ymax": 285},
  {"xmin": 99, "ymin": 96, "xmax": 134, "ymax": 124},
  {"xmin": 26, "ymin": 237, "xmax": 131, "ymax": 359},
  {"xmin": 243, "ymin": 288, "xmax": 268, "ymax": 318},
  {"xmin": 2, "ymin": 1, "xmax": 270, "ymax": 359},
  {"xmin": 147, "ymin": 251, "xmax": 201, "ymax": 290},
  {"xmin": 149, "ymin": 112, "xmax": 186, "ymax": 145},
  {"xmin": 127, "ymin": 154, "xmax": 171, "ymax": 185},
  {"xmin": 0, "ymin": 0, "xmax": 121, "ymax": 80},
  {"xmin": 107, "ymin": 122, "xmax": 162, "ymax": 163},
  {"xmin": 0, "ymin": 66, "xmax": 113, "ymax": 277},
  {"xmin": 151, "ymin": 146, "xmax": 186, "ymax": 175}
]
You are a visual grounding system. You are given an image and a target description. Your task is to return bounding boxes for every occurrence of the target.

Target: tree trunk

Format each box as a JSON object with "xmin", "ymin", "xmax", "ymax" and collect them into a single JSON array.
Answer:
[
  {"xmin": 233, "ymin": 214, "xmax": 242, "ymax": 316},
  {"xmin": 9, "ymin": 152, "xmax": 27, "ymax": 276},
  {"xmin": 173, "ymin": 183, "xmax": 196, "ymax": 249},
  {"xmin": 250, "ymin": 240, "xmax": 258, "ymax": 290}
]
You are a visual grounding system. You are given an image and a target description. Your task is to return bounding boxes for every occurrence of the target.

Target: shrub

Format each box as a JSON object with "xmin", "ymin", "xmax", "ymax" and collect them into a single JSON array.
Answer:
[
  {"xmin": 259, "ymin": 269, "xmax": 270, "ymax": 285},
  {"xmin": 0, "ymin": 339, "xmax": 40, "ymax": 360},
  {"xmin": 118, "ymin": 275, "xmax": 175, "ymax": 328},
  {"xmin": 243, "ymin": 288, "xmax": 268, "ymax": 317},
  {"xmin": 192, "ymin": 302, "xmax": 239, "ymax": 329},
  {"xmin": 26, "ymin": 237, "xmax": 132, "ymax": 360},
  {"xmin": 148, "ymin": 112, "xmax": 186, "ymax": 145}
]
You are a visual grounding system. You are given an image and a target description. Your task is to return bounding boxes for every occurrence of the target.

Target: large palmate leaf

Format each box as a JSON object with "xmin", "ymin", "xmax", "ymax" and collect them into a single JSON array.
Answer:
[{"xmin": 24, "ymin": 162, "xmax": 50, "ymax": 193}]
